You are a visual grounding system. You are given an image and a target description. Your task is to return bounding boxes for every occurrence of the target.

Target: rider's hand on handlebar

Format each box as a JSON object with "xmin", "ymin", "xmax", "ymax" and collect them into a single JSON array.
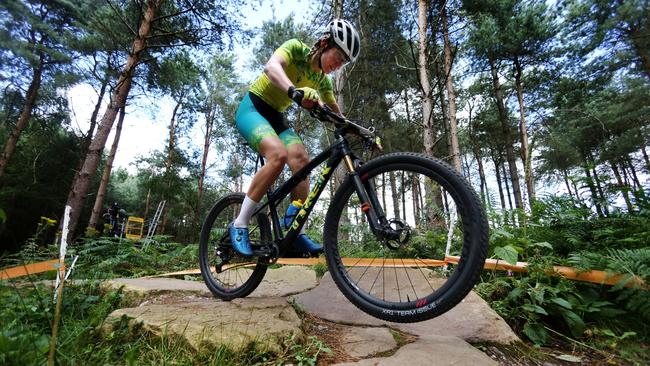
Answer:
[{"xmin": 288, "ymin": 86, "xmax": 321, "ymax": 110}]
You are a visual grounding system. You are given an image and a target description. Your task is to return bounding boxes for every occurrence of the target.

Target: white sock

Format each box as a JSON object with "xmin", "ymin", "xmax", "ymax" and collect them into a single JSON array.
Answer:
[{"xmin": 234, "ymin": 196, "xmax": 258, "ymax": 228}]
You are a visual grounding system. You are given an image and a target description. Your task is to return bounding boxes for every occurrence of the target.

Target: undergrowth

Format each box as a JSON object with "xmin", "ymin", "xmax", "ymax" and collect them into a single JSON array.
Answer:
[
  {"xmin": 477, "ymin": 194, "xmax": 650, "ymax": 365},
  {"xmin": 0, "ymin": 236, "xmax": 330, "ymax": 365}
]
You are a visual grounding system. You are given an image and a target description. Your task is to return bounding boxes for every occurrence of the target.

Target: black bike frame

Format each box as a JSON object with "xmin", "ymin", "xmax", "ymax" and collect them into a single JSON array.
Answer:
[{"xmin": 251, "ymin": 131, "xmax": 389, "ymax": 254}]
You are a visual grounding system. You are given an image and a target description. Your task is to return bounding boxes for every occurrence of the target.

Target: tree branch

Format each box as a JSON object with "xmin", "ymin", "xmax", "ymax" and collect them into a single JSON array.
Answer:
[
  {"xmin": 106, "ymin": 0, "xmax": 137, "ymax": 36},
  {"xmin": 152, "ymin": 0, "xmax": 198, "ymax": 23}
]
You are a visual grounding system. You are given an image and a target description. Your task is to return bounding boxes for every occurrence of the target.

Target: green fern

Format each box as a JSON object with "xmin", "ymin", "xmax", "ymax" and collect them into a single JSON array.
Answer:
[{"xmin": 569, "ymin": 248, "xmax": 650, "ymax": 321}]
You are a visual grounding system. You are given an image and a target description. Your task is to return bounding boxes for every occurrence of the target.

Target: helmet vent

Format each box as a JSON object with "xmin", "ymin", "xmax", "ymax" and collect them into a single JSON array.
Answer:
[{"xmin": 326, "ymin": 18, "xmax": 361, "ymax": 63}]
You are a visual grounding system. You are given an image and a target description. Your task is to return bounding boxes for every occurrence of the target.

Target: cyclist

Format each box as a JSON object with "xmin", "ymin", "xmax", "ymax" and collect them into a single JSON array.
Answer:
[{"xmin": 230, "ymin": 19, "xmax": 361, "ymax": 256}]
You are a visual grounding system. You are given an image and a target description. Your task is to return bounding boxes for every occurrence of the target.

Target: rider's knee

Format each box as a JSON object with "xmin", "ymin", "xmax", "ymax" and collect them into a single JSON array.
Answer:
[
  {"xmin": 267, "ymin": 148, "xmax": 288, "ymax": 169},
  {"xmin": 290, "ymin": 150, "xmax": 309, "ymax": 169}
]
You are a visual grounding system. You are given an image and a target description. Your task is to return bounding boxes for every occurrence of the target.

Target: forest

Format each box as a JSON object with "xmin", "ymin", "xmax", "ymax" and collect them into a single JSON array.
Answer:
[{"xmin": 0, "ymin": 0, "xmax": 648, "ymax": 365}]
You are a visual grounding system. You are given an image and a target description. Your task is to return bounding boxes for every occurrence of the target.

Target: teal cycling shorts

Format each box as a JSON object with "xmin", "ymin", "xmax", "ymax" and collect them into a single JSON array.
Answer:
[{"xmin": 235, "ymin": 92, "xmax": 303, "ymax": 152}]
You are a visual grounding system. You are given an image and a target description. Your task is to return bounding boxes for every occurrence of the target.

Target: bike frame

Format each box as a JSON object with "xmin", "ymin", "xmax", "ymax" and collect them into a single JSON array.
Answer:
[{"xmin": 250, "ymin": 130, "xmax": 391, "ymax": 255}]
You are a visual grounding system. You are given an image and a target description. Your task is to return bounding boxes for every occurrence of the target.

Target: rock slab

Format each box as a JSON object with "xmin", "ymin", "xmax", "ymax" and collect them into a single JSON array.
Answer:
[
  {"xmin": 102, "ymin": 296, "xmax": 301, "ymax": 353},
  {"xmin": 341, "ymin": 326, "xmax": 398, "ymax": 358},
  {"xmin": 294, "ymin": 272, "xmax": 519, "ymax": 344},
  {"xmin": 103, "ymin": 266, "xmax": 319, "ymax": 305},
  {"xmin": 335, "ymin": 334, "xmax": 498, "ymax": 366}
]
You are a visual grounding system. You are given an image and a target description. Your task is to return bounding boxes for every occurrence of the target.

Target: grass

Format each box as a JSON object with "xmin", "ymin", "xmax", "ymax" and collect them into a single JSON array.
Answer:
[
  {"xmin": 0, "ymin": 278, "xmax": 335, "ymax": 365},
  {"xmin": 0, "ymin": 237, "xmax": 334, "ymax": 365}
]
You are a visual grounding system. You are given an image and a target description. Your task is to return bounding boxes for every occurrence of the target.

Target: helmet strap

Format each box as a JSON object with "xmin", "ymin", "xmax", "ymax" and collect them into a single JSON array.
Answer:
[{"xmin": 317, "ymin": 40, "xmax": 332, "ymax": 70}]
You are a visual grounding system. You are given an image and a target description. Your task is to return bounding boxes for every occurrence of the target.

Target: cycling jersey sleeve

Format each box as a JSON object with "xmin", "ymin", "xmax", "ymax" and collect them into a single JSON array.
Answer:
[
  {"xmin": 273, "ymin": 39, "xmax": 304, "ymax": 65},
  {"xmin": 318, "ymin": 76, "xmax": 336, "ymax": 105}
]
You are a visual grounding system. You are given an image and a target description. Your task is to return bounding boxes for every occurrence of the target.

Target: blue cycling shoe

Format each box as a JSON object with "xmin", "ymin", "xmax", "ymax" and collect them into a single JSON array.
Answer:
[
  {"xmin": 283, "ymin": 200, "xmax": 323, "ymax": 256},
  {"xmin": 295, "ymin": 234, "xmax": 323, "ymax": 255},
  {"xmin": 228, "ymin": 223, "xmax": 253, "ymax": 256}
]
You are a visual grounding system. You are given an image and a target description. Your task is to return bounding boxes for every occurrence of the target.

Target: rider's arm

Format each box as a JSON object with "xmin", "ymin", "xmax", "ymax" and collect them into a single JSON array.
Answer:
[
  {"xmin": 326, "ymin": 102, "xmax": 343, "ymax": 115},
  {"xmin": 264, "ymin": 54, "xmax": 294, "ymax": 94}
]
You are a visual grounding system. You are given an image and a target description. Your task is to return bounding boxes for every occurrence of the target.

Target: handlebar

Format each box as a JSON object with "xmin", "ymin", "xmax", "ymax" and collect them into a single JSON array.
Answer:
[{"xmin": 309, "ymin": 105, "xmax": 383, "ymax": 151}]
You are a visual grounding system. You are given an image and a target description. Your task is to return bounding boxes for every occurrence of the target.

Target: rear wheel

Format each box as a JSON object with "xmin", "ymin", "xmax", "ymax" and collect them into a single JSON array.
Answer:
[
  {"xmin": 324, "ymin": 153, "xmax": 488, "ymax": 322},
  {"xmin": 199, "ymin": 193, "xmax": 271, "ymax": 300}
]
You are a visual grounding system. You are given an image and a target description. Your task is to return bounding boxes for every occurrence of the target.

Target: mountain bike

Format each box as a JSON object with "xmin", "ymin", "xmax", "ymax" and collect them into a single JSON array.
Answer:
[{"xmin": 199, "ymin": 105, "xmax": 489, "ymax": 323}]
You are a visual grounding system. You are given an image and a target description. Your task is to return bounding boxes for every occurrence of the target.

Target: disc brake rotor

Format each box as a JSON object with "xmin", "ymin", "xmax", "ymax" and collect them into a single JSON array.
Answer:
[{"xmin": 383, "ymin": 219, "xmax": 411, "ymax": 250}]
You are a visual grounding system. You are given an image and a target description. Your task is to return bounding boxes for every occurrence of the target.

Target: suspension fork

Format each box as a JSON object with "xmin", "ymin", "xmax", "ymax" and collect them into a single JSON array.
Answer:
[{"xmin": 342, "ymin": 149, "xmax": 389, "ymax": 236}]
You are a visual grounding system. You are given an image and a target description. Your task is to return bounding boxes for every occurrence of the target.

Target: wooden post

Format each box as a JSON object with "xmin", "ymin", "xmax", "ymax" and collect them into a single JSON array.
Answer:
[{"xmin": 48, "ymin": 206, "xmax": 71, "ymax": 366}]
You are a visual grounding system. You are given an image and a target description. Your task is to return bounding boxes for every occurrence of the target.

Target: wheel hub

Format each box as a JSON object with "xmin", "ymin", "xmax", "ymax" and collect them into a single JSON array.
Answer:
[{"xmin": 382, "ymin": 219, "xmax": 411, "ymax": 250}]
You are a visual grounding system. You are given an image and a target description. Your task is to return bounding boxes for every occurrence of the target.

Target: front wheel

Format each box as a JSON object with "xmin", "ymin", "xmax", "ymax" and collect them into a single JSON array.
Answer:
[
  {"xmin": 199, "ymin": 193, "xmax": 271, "ymax": 300},
  {"xmin": 324, "ymin": 152, "xmax": 489, "ymax": 322}
]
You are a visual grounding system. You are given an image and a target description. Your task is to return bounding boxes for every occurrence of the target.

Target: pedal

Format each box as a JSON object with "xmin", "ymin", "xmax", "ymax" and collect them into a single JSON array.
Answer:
[
  {"xmin": 282, "ymin": 249, "xmax": 314, "ymax": 258},
  {"xmin": 251, "ymin": 242, "xmax": 279, "ymax": 259}
]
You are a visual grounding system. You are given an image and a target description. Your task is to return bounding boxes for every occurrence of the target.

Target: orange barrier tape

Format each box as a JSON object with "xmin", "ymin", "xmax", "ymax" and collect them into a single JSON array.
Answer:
[
  {"xmin": 1, "ymin": 259, "xmax": 62, "ymax": 280},
  {"xmin": 69, "ymin": 253, "xmax": 644, "ymax": 290},
  {"xmin": 446, "ymin": 256, "xmax": 646, "ymax": 288},
  {"xmin": 146, "ymin": 257, "xmax": 448, "ymax": 278}
]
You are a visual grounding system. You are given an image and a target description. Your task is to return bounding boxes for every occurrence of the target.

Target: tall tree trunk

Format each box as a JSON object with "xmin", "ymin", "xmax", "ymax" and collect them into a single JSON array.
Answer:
[
  {"xmin": 88, "ymin": 106, "xmax": 126, "ymax": 229},
  {"xmin": 610, "ymin": 161, "xmax": 633, "ymax": 212},
  {"xmin": 80, "ymin": 65, "xmax": 111, "ymax": 160},
  {"xmin": 74, "ymin": 68, "xmax": 112, "ymax": 194},
  {"xmin": 475, "ymin": 150, "xmax": 487, "ymax": 203},
  {"xmin": 590, "ymin": 162, "xmax": 609, "ymax": 216},
  {"xmin": 0, "ymin": 56, "xmax": 44, "ymax": 181},
  {"xmin": 418, "ymin": 0, "xmax": 435, "ymax": 157},
  {"xmin": 403, "ymin": 89, "xmax": 415, "ymax": 150},
  {"xmin": 502, "ymin": 163, "xmax": 513, "ymax": 211},
  {"xmin": 412, "ymin": 175, "xmax": 420, "ymax": 225},
  {"xmin": 143, "ymin": 167, "xmax": 155, "ymax": 220},
  {"xmin": 583, "ymin": 164, "xmax": 604, "ymax": 217},
  {"xmin": 513, "ymin": 56, "xmax": 535, "ymax": 206},
  {"xmin": 625, "ymin": 156, "xmax": 642, "ymax": 189},
  {"xmin": 64, "ymin": 0, "xmax": 162, "ymax": 242},
  {"xmin": 467, "ymin": 103, "xmax": 487, "ymax": 202},
  {"xmin": 197, "ymin": 104, "xmax": 215, "ymax": 224},
  {"xmin": 492, "ymin": 155, "xmax": 506, "ymax": 211},
  {"xmin": 562, "ymin": 169, "xmax": 574, "ymax": 200},
  {"xmin": 489, "ymin": 57, "xmax": 523, "ymax": 210},
  {"xmin": 144, "ymin": 187, "xmax": 152, "ymax": 221},
  {"xmin": 641, "ymin": 143, "xmax": 650, "ymax": 172},
  {"xmin": 159, "ymin": 100, "xmax": 182, "ymax": 235},
  {"xmin": 572, "ymin": 179, "xmax": 580, "ymax": 200},
  {"xmin": 620, "ymin": 160, "xmax": 631, "ymax": 187},
  {"xmin": 433, "ymin": 58, "xmax": 449, "ymax": 156},
  {"xmin": 625, "ymin": 156, "xmax": 645, "ymax": 204},
  {"xmin": 166, "ymin": 101, "xmax": 181, "ymax": 172},
  {"xmin": 441, "ymin": 4, "xmax": 461, "ymax": 172}
]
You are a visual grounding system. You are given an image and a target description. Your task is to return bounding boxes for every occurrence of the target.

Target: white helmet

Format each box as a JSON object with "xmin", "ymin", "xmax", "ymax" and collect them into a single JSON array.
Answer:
[{"xmin": 327, "ymin": 19, "xmax": 361, "ymax": 63}]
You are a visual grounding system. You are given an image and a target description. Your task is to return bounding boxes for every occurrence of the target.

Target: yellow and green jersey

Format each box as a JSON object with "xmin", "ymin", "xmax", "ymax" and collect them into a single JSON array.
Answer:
[{"xmin": 249, "ymin": 39, "xmax": 336, "ymax": 112}]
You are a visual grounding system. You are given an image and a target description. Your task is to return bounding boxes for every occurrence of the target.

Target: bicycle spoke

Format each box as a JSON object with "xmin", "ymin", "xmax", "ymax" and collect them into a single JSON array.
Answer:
[
  {"xmin": 199, "ymin": 193, "xmax": 270, "ymax": 300},
  {"xmin": 401, "ymin": 258, "xmax": 419, "ymax": 300},
  {"xmin": 331, "ymin": 162, "xmax": 472, "ymax": 309}
]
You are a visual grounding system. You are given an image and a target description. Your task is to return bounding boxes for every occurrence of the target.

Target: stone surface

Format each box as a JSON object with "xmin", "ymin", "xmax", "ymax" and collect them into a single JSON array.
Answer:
[
  {"xmin": 334, "ymin": 334, "xmax": 498, "ymax": 366},
  {"xmin": 249, "ymin": 266, "xmax": 318, "ymax": 297},
  {"xmin": 101, "ymin": 296, "xmax": 301, "ymax": 353},
  {"xmin": 103, "ymin": 266, "xmax": 319, "ymax": 305},
  {"xmin": 101, "ymin": 265, "xmax": 516, "ymax": 363},
  {"xmin": 103, "ymin": 277, "xmax": 210, "ymax": 296},
  {"xmin": 340, "ymin": 326, "xmax": 397, "ymax": 358},
  {"xmin": 294, "ymin": 272, "xmax": 518, "ymax": 344}
]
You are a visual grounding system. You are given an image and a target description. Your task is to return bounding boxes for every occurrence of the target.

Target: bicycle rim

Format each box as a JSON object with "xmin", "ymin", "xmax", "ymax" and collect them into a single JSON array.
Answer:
[
  {"xmin": 324, "ymin": 153, "xmax": 488, "ymax": 322},
  {"xmin": 199, "ymin": 193, "xmax": 269, "ymax": 300}
]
